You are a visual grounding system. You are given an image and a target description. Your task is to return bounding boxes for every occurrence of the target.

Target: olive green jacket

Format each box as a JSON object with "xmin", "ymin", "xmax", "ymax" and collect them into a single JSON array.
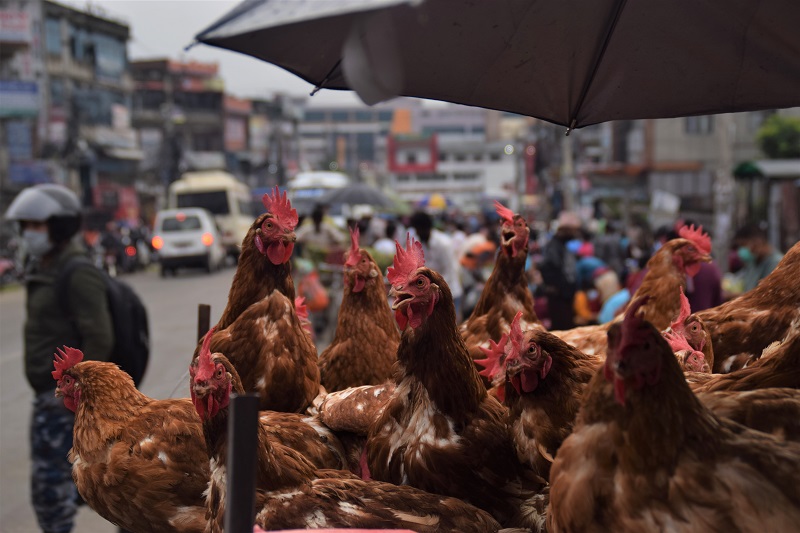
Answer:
[{"xmin": 24, "ymin": 241, "xmax": 114, "ymax": 393}]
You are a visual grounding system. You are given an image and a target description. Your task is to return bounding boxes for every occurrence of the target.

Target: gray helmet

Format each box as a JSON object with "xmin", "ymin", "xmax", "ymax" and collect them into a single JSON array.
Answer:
[{"xmin": 5, "ymin": 184, "xmax": 82, "ymax": 222}]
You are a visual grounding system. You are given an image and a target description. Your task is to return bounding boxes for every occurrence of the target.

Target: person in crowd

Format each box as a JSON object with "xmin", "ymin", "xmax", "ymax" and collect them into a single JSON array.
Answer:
[
  {"xmin": 681, "ymin": 220, "xmax": 723, "ymax": 311},
  {"xmin": 594, "ymin": 267, "xmax": 631, "ymax": 324},
  {"xmin": 539, "ymin": 211, "xmax": 581, "ymax": 330},
  {"xmin": 409, "ymin": 211, "xmax": 464, "ymax": 320},
  {"xmin": 373, "ymin": 219, "xmax": 399, "ymax": 257},
  {"xmin": 593, "ymin": 219, "xmax": 626, "ymax": 277},
  {"xmin": 733, "ymin": 223, "xmax": 784, "ymax": 292},
  {"xmin": 295, "ymin": 204, "xmax": 345, "ymax": 260},
  {"xmin": 5, "ymin": 184, "xmax": 114, "ymax": 533}
]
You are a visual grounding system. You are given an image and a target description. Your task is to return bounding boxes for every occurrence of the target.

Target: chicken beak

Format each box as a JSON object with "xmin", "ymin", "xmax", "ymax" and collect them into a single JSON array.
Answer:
[
  {"xmin": 283, "ymin": 231, "xmax": 296, "ymax": 243},
  {"xmin": 390, "ymin": 289, "xmax": 413, "ymax": 310},
  {"xmin": 193, "ymin": 382, "xmax": 211, "ymax": 397}
]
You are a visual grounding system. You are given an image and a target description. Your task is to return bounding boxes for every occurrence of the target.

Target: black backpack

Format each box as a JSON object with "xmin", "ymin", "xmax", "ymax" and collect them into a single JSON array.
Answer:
[{"xmin": 56, "ymin": 257, "xmax": 150, "ymax": 387}]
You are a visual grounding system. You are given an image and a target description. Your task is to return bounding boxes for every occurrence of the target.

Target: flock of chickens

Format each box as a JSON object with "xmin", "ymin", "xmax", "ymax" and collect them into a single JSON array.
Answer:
[{"xmin": 52, "ymin": 187, "xmax": 800, "ymax": 532}]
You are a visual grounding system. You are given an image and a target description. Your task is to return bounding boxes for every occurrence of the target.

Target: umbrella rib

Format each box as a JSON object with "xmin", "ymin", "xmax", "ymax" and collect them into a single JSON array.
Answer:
[
  {"xmin": 311, "ymin": 59, "xmax": 343, "ymax": 96},
  {"xmin": 569, "ymin": 0, "xmax": 629, "ymax": 132}
]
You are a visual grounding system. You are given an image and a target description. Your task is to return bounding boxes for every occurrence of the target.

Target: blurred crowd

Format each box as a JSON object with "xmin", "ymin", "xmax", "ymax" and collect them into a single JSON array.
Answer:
[{"xmin": 290, "ymin": 203, "xmax": 786, "ymax": 333}]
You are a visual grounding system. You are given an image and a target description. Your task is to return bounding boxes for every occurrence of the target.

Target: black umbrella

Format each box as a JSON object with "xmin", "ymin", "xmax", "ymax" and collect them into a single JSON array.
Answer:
[
  {"xmin": 194, "ymin": 0, "xmax": 800, "ymax": 130},
  {"xmin": 319, "ymin": 183, "xmax": 394, "ymax": 208}
]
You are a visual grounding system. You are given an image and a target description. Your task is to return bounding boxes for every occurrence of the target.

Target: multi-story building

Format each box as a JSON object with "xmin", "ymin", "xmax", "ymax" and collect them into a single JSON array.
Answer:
[
  {"xmin": 1, "ymin": 0, "xmax": 47, "ymax": 212},
  {"xmin": 1, "ymin": 0, "xmax": 140, "ymax": 223},
  {"xmin": 249, "ymin": 94, "xmax": 303, "ymax": 189},
  {"xmin": 131, "ymin": 58, "xmax": 225, "ymax": 186}
]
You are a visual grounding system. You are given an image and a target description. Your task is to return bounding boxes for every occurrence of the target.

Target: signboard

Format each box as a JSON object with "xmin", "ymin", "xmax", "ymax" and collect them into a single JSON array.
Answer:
[
  {"xmin": 0, "ymin": 80, "xmax": 38, "ymax": 118},
  {"xmin": 225, "ymin": 116, "xmax": 247, "ymax": 152},
  {"xmin": 5, "ymin": 120, "xmax": 32, "ymax": 160},
  {"xmin": 0, "ymin": 10, "xmax": 31, "ymax": 43},
  {"xmin": 8, "ymin": 161, "xmax": 52, "ymax": 185}
]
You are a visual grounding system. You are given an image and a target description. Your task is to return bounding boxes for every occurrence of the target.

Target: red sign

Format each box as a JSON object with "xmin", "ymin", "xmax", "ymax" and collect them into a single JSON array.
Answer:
[{"xmin": 387, "ymin": 134, "xmax": 438, "ymax": 173}]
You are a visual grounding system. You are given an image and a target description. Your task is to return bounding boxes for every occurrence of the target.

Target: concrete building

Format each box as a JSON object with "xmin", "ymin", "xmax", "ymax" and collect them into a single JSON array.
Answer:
[
  {"xmin": 130, "ymin": 58, "xmax": 225, "ymax": 188},
  {"xmin": 0, "ymin": 0, "xmax": 46, "ymax": 212}
]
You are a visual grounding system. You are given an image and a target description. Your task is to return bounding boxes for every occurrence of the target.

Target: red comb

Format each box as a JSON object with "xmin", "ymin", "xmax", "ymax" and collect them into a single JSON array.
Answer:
[
  {"xmin": 494, "ymin": 201, "xmax": 515, "ymax": 224},
  {"xmin": 475, "ymin": 335, "xmax": 509, "ymax": 380},
  {"xmin": 670, "ymin": 287, "xmax": 691, "ymax": 332},
  {"xmin": 195, "ymin": 326, "xmax": 217, "ymax": 382},
  {"xmin": 678, "ymin": 224, "xmax": 711, "ymax": 255},
  {"xmin": 475, "ymin": 311, "xmax": 525, "ymax": 380},
  {"xmin": 294, "ymin": 296, "xmax": 309, "ymax": 322},
  {"xmin": 663, "ymin": 330, "xmax": 692, "ymax": 352},
  {"xmin": 345, "ymin": 226, "xmax": 361, "ymax": 267},
  {"xmin": 387, "ymin": 234, "xmax": 425, "ymax": 285},
  {"xmin": 52, "ymin": 346, "xmax": 84, "ymax": 381},
  {"xmin": 262, "ymin": 186, "xmax": 298, "ymax": 228}
]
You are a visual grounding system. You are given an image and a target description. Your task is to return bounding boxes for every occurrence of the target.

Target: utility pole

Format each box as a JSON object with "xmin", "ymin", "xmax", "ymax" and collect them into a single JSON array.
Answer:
[
  {"xmin": 560, "ymin": 131, "xmax": 576, "ymax": 212},
  {"xmin": 713, "ymin": 113, "xmax": 735, "ymax": 272}
]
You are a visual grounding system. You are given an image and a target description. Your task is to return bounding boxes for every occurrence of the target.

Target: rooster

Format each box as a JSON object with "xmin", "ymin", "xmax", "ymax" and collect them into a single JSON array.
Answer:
[
  {"xmin": 461, "ymin": 201, "xmax": 540, "ymax": 384},
  {"xmin": 551, "ymin": 224, "xmax": 712, "ymax": 356},
  {"xmin": 193, "ymin": 187, "xmax": 319, "ymax": 413},
  {"xmin": 548, "ymin": 298, "xmax": 800, "ymax": 532},
  {"xmin": 190, "ymin": 333, "xmax": 506, "ymax": 533},
  {"xmin": 476, "ymin": 311, "xmax": 602, "ymax": 479},
  {"xmin": 696, "ymin": 241, "xmax": 800, "ymax": 372},
  {"xmin": 52, "ymin": 347, "xmax": 208, "ymax": 533},
  {"xmin": 318, "ymin": 227, "xmax": 399, "ymax": 392},
  {"xmin": 360, "ymin": 236, "xmax": 549, "ymax": 530}
]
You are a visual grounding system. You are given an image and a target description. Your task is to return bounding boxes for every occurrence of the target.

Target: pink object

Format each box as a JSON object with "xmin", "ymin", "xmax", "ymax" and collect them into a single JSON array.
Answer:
[
  {"xmin": 387, "ymin": 234, "xmax": 425, "ymax": 285},
  {"xmin": 678, "ymin": 224, "xmax": 711, "ymax": 255}
]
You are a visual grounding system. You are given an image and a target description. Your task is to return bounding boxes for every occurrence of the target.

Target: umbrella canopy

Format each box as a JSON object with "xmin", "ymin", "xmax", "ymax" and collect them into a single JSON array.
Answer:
[
  {"xmin": 318, "ymin": 183, "xmax": 393, "ymax": 207},
  {"xmin": 195, "ymin": 0, "xmax": 800, "ymax": 129}
]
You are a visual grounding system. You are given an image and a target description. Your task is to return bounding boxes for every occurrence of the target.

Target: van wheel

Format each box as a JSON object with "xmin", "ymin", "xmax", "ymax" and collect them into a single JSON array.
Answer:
[
  {"xmin": 205, "ymin": 256, "xmax": 214, "ymax": 274},
  {"xmin": 160, "ymin": 265, "xmax": 171, "ymax": 278}
]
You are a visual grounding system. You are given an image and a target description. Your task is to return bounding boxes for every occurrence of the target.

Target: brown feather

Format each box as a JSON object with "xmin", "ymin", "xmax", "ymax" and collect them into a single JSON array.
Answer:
[{"xmin": 66, "ymin": 362, "xmax": 208, "ymax": 533}]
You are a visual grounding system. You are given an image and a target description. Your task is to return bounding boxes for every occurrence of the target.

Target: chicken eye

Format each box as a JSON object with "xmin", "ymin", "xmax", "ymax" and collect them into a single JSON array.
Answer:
[
  {"xmin": 265, "ymin": 221, "xmax": 273, "ymax": 230},
  {"xmin": 528, "ymin": 345, "xmax": 536, "ymax": 354},
  {"xmin": 216, "ymin": 368, "xmax": 224, "ymax": 378},
  {"xmin": 63, "ymin": 376, "xmax": 71, "ymax": 385},
  {"xmin": 416, "ymin": 278, "xmax": 425, "ymax": 287}
]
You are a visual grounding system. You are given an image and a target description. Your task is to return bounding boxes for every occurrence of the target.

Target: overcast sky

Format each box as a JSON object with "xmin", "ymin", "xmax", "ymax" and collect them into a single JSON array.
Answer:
[{"xmin": 61, "ymin": 0, "xmax": 363, "ymax": 106}]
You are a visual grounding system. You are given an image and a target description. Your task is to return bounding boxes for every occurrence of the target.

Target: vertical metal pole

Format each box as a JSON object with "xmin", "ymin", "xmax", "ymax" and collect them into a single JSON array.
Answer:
[
  {"xmin": 561, "ymin": 131, "xmax": 576, "ymax": 212},
  {"xmin": 197, "ymin": 304, "xmax": 211, "ymax": 341},
  {"xmin": 225, "ymin": 394, "xmax": 259, "ymax": 533},
  {"xmin": 713, "ymin": 114, "xmax": 735, "ymax": 273}
]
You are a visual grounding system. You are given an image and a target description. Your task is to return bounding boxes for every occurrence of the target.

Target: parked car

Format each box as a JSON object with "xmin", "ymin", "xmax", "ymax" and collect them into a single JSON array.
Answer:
[{"xmin": 151, "ymin": 208, "xmax": 226, "ymax": 277}]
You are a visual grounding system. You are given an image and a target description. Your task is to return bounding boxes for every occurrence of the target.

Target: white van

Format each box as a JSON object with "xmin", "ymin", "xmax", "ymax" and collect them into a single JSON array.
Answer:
[
  {"xmin": 151, "ymin": 208, "xmax": 226, "ymax": 276},
  {"xmin": 168, "ymin": 171, "xmax": 253, "ymax": 256}
]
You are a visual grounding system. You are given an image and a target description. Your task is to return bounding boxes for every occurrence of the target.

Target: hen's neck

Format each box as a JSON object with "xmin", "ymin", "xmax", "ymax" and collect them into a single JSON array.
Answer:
[
  {"xmin": 74, "ymin": 383, "xmax": 150, "ymax": 454},
  {"xmin": 332, "ymin": 277, "xmax": 398, "ymax": 343},
  {"xmin": 633, "ymin": 253, "xmax": 686, "ymax": 331},
  {"xmin": 580, "ymin": 349, "xmax": 720, "ymax": 470},
  {"xmin": 396, "ymin": 296, "xmax": 485, "ymax": 421},
  {"xmin": 217, "ymin": 246, "xmax": 294, "ymax": 330},
  {"xmin": 471, "ymin": 248, "xmax": 534, "ymax": 319}
]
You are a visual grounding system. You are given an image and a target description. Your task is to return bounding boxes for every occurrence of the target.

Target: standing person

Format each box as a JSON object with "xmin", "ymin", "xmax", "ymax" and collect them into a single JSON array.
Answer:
[
  {"xmin": 4, "ymin": 184, "xmax": 114, "ymax": 533},
  {"xmin": 733, "ymin": 223, "xmax": 784, "ymax": 292},
  {"xmin": 540, "ymin": 211, "xmax": 581, "ymax": 330},
  {"xmin": 408, "ymin": 211, "xmax": 464, "ymax": 320}
]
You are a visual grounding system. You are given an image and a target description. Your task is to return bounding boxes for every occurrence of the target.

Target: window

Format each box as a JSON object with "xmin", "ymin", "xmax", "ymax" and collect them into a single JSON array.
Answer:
[
  {"xmin": 50, "ymin": 78, "xmax": 66, "ymax": 106},
  {"xmin": 455, "ymin": 154, "xmax": 466, "ymax": 162},
  {"xmin": 93, "ymin": 34, "xmax": 127, "ymax": 80},
  {"xmin": 405, "ymin": 153, "xmax": 418, "ymax": 164},
  {"xmin": 489, "ymin": 153, "xmax": 501, "ymax": 161},
  {"xmin": 304, "ymin": 110, "xmax": 326, "ymax": 122},
  {"xmin": 331, "ymin": 111, "xmax": 349, "ymax": 122},
  {"xmin": 396, "ymin": 174, "xmax": 410, "ymax": 182},
  {"xmin": 471, "ymin": 126, "xmax": 485, "ymax": 135},
  {"xmin": 473, "ymin": 154, "xmax": 483, "ymax": 161},
  {"xmin": 685, "ymin": 116, "xmax": 714, "ymax": 134},
  {"xmin": 45, "ymin": 18, "xmax": 61, "ymax": 56},
  {"xmin": 454, "ymin": 173, "xmax": 478, "ymax": 181},
  {"xmin": 355, "ymin": 111, "xmax": 373, "ymax": 122},
  {"xmin": 176, "ymin": 191, "xmax": 230, "ymax": 215},
  {"xmin": 417, "ymin": 173, "xmax": 444, "ymax": 181},
  {"xmin": 378, "ymin": 111, "xmax": 393, "ymax": 121},
  {"xmin": 438, "ymin": 152, "xmax": 447, "ymax": 161},
  {"xmin": 356, "ymin": 133, "xmax": 375, "ymax": 161},
  {"xmin": 162, "ymin": 215, "xmax": 202, "ymax": 232}
]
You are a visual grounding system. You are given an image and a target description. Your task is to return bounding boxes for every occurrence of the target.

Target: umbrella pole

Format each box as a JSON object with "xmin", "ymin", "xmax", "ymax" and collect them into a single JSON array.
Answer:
[{"xmin": 225, "ymin": 394, "xmax": 260, "ymax": 533}]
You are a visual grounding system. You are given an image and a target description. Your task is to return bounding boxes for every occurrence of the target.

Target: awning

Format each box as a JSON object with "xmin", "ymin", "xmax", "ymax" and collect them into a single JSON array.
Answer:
[
  {"xmin": 103, "ymin": 147, "xmax": 145, "ymax": 160},
  {"xmin": 734, "ymin": 159, "xmax": 800, "ymax": 180}
]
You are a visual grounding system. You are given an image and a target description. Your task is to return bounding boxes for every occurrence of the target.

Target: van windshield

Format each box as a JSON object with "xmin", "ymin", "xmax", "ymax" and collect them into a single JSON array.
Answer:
[
  {"xmin": 162, "ymin": 215, "xmax": 202, "ymax": 232},
  {"xmin": 176, "ymin": 191, "xmax": 230, "ymax": 215}
]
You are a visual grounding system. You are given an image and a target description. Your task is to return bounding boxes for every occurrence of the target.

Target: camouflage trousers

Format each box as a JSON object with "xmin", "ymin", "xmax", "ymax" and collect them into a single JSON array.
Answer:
[{"xmin": 30, "ymin": 390, "xmax": 77, "ymax": 533}]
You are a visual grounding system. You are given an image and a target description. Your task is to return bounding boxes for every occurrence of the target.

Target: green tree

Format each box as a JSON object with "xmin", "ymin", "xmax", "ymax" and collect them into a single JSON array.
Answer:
[{"xmin": 756, "ymin": 114, "xmax": 800, "ymax": 159}]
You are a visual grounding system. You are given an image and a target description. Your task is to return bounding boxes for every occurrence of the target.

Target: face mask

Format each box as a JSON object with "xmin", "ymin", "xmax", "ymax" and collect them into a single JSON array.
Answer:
[
  {"xmin": 737, "ymin": 246, "xmax": 754, "ymax": 263},
  {"xmin": 22, "ymin": 229, "xmax": 52, "ymax": 257}
]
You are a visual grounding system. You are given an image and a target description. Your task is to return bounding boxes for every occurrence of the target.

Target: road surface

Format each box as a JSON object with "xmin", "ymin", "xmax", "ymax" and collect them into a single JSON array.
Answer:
[{"xmin": 0, "ymin": 266, "xmax": 235, "ymax": 532}]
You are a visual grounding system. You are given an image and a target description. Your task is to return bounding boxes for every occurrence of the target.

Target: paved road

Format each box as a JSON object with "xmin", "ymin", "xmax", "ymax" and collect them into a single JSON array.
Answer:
[{"xmin": 0, "ymin": 265, "xmax": 235, "ymax": 532}]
